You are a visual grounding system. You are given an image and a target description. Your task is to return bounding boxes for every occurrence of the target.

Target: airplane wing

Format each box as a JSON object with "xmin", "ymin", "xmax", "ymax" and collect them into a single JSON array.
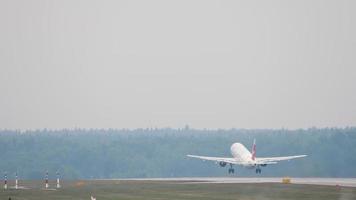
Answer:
[
  {"xmin": 187, "ymin": 155, "xmax": 243, "ymax": 165},
  {"xmin": 256, "ymin": 155, "xmax": 307, "ymax": 164}
]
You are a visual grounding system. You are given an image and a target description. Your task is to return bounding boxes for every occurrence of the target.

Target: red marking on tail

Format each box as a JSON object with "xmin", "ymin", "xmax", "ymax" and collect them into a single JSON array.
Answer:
[{"xmin": 251, "ymin": 139, "xmax": 256, "ymax": 160}]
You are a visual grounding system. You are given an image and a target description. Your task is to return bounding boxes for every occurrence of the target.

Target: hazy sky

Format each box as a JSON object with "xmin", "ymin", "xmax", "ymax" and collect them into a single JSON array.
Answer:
[{"xmin": 0, "ymin": 0, "xmax": 355, "ymax": 130}]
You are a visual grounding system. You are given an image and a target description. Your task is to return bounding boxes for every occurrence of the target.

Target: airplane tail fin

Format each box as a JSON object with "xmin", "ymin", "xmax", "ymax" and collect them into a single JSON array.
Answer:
[{"xmin": 251, "ymin": 139, "xmax": 256, "ymax": 160}]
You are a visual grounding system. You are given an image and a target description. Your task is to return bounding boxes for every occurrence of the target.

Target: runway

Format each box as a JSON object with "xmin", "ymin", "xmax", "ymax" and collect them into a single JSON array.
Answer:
[{"xmin": 118, "ymin": 177, "xmax": 356, "ymax": 187}]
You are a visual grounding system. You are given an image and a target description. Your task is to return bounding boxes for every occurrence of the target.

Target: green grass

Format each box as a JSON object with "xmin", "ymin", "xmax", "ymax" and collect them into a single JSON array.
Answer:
[{"xmin": 1, "ymin": 180, "xmax": 356, "ymax": 200}]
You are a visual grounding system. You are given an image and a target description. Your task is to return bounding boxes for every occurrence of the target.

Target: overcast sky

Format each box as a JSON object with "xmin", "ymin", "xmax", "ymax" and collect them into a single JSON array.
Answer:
[{"xmin": 0, "ymin": 0, "xmax": 355, "ymax": 130}]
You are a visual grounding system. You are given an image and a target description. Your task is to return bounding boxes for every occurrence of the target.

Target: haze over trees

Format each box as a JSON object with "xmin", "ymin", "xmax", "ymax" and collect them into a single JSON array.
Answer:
[{"xmin": 0, "ymin": 127, "xmax": 355, "ymax": 179}]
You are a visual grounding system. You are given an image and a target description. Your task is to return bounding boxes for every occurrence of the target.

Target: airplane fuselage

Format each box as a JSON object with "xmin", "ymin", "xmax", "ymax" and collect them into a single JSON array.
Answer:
[{"xmin": 230, "ymin": 143, "xmax": 256, "ymax": 168}]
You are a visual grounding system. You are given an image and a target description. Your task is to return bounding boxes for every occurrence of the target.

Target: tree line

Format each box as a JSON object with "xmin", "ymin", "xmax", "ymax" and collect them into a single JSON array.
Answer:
[{"xmin": 0, "ymin": 127, "xmax": 355, "ymax": 179}]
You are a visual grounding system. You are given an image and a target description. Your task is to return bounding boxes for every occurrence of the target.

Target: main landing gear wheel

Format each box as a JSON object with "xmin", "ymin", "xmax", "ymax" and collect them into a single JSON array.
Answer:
[
  {"xmin": 228, "ymin": 164, "xmax": 235, "ymax": 174},
  {"xmin": 228, "ymin": 168, "xmax": 235, "ymax": 174},
  {"xmin": 255, "ymin": 168, "xmax": 262, "ymax": 174}
]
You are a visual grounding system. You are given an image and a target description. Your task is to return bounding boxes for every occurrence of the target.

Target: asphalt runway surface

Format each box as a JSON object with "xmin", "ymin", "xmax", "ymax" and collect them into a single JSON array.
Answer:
[{"xmin": 117, "ymin": 177, "xmax": 356, "ymax": 187}]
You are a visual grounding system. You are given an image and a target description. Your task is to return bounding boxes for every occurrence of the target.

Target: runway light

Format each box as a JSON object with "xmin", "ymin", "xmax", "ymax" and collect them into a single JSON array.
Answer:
[
  {"xmin": 56, "ymin": 171, "xmax": 61, "ymax": 189},
  {"xmin": 45, "ymin": 171, "xmax": 49, "ymax": 189},
  {"xmin": 4, "ymin": 172, "xmax": 7, "ymax": 189},
  {"xmin": 15, "ymin": 172, "xmax": 18, "ymax": 189}
]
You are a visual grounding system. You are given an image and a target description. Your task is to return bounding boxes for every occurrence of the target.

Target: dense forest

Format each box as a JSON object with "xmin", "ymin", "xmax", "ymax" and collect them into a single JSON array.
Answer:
[{"xmin": 0, "ymin": 127, "xmax": 355, "ymax": 179}]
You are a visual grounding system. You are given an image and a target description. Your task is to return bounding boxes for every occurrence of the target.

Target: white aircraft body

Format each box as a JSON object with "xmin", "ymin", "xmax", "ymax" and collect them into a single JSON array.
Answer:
[{"xmin": 187, "ymin": 140, "xmax": 307, "ymax": 174}]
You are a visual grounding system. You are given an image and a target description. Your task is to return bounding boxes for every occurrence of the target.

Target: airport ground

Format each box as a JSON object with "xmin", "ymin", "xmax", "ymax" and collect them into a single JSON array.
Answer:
[{"xmin": 1, "ymin": 178, "xmax": 356, "ymax": 200}]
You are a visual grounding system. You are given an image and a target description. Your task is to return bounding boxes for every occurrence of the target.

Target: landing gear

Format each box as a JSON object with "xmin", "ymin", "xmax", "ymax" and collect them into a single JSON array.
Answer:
[
  {"xmin": 228, "ymin": 164, "xmax": 235, "ymax": 174},
  {"xmin": 255, "ymin": 168, "xmax": 262, "ymax": 174}
]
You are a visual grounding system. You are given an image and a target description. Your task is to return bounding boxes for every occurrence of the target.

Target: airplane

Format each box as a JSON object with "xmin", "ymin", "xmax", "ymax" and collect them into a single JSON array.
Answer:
[{"xmin": 187, "ymin": 139, "xmax": 307, "ymax": 174}]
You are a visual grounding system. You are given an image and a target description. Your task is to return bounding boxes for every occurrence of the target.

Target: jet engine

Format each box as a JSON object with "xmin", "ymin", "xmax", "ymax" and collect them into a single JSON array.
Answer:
[{"xmin": 219, "ymin": 161, "xmax": 227, "ymax": 167}]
